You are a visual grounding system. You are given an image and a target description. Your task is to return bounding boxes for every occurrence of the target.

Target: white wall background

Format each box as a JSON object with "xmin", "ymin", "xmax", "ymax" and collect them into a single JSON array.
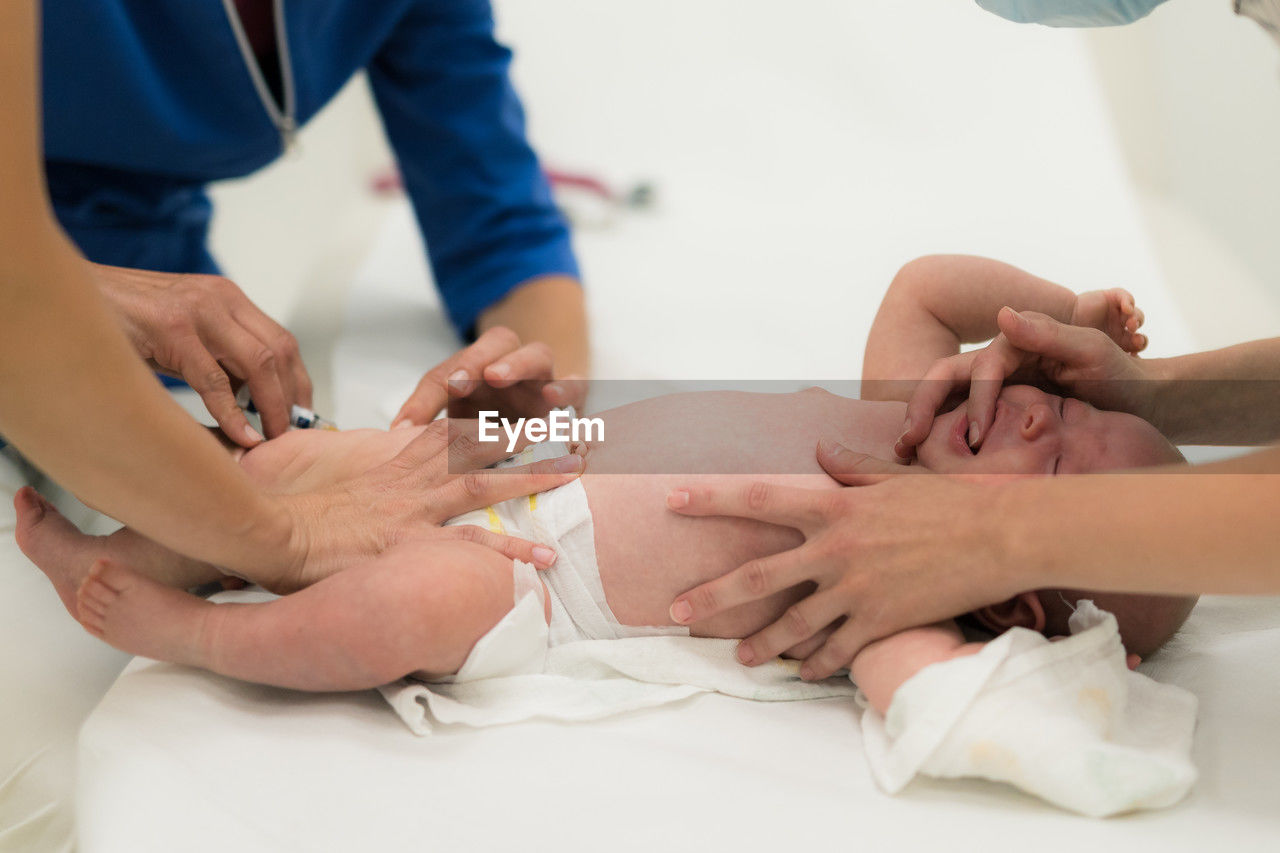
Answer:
[{"xmin": 205, "ymin": 0, "xmax": 1280, "ymax": 410}]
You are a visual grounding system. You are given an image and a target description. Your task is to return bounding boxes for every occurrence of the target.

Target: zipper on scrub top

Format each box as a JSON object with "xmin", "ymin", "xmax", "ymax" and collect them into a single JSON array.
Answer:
[{"xmin": 221, "ymin": 0, "xmax": 299, "ymax": 155}]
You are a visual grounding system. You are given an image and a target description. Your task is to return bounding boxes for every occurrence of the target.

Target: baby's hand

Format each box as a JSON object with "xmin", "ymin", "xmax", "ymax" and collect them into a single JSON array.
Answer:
[{"xmin": 1070, "ymin": 288, "xmax": 1147, "ymax": 355}]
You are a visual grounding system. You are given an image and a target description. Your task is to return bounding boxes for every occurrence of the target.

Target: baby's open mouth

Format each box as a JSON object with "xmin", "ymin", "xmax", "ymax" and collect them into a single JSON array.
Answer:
[{"xmin": 951, "ymin": 411, "xmax": 975, "ymax": 456}]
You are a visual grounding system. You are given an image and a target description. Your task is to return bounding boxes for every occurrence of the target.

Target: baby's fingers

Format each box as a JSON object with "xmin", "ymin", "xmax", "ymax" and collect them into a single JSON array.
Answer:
[{"xmin": 444, "ymin": 525, "xmax": 559, "ymax": 569}]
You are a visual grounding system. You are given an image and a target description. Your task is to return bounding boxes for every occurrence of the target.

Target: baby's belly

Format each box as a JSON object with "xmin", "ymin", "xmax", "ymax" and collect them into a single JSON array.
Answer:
[
  {"xmin": 579, "ymin": 389, "xmax": 903, "ymax": 639},
  {"xmin": 584, "ymin": 472, "xmax": 826, "ymax": 639}
]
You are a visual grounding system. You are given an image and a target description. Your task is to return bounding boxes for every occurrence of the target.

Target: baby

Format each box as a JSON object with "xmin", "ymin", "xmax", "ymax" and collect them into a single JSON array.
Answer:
[{"xmin": 17, "ymin": 255, "xmax": 1196, "ymax": 715}]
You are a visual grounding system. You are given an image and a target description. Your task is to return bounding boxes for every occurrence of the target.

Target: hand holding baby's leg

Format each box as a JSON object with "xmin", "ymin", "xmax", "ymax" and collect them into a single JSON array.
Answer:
[{"xmin": 75, "ymin": 539, "xmax": 523, "ymax": 691}]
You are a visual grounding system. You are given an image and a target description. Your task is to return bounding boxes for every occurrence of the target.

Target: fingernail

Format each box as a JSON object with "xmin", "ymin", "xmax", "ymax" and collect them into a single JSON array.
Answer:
[
  {"xmin": 736, "ymin": 643, "xmax": 755, "ymax": 665},
  {"xmin": 799, "ymin": 665, "xmax": 815, "ymax": 681},
  {"xmin": 244, "ymin": 425, "xmax": 264, "ymax": 444},
  {"xmin": 532, "ymin": 545, "xmax": 557, "ymax": 566},
  {"xmin": 817, "ymin": 437, "xmax": 843, "ymax": 457},
  {"xmin": 666, "ymin": 489, "xmax": 689, "ymax": 509},
  {"xmin": 894, "ymin": 440, "xmax": 909, "ymax": 459},
  {"xmin": 488, "ymin": 363, "xmax": 511, "ymax": 380},
  {"xmin": 967, "ymin": 422, "xmax": 980, "ymax": 447},
  {"xmin": 554, "ymin": 454, "xmax": 584, "ymax": 473},
  {"xmin": 670, "ymin": 600, "xmax": 693, "ymax": 624},
  {"xmin": 448, "ymin": 369, "xmax": 470, "ymax": 392},
  {"xmin": 392, "ymin": 418, "xmax": 415, "ymax": 430},
  {"xmin": 545, "ymin": 382, "xmax": 565, "ymax": 400}
]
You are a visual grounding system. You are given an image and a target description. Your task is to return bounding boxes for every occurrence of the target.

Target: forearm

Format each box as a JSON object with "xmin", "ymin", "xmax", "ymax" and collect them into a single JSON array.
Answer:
[
  {"xmin": 1146, "ymin": 339, "xmax": 1280, "ymax": 444},
  {"xmin": 864, "ymin": 255, "xmax": 1076, "ymax": 395},
  {"xmin": 851, "ymin": 621, "xmax": 981, "ymax": 715},
  {"xmin": 1000, "ymin": 447, "xmax": 1280, "ymax": 597},
  {"xmin": 0, "ymin": 244, "xmax": 292, "ymax": 575},
  {"xmin": 477, "ymin": 274, "xmax": 590, "ymax": 379}
]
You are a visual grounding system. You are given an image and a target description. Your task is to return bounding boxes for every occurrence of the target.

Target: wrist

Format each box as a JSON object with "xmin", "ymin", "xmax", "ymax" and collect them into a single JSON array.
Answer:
[
  {"xmin": 233, "ymin": 493, "xmax": 308, "ymax": 588},
  {"xmin": 1136, "ymin": 357, "xmax": 1177, "ymax": 433},
  {"xmin": 983, "ymin": 476, "xmax": 1056, "ymax": 595}
]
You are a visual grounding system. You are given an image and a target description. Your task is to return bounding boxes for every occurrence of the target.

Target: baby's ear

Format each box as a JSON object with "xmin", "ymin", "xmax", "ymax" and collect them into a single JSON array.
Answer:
[{"xmin": 972, "ymin": 591, "xmax": 1046, "ymax": 634}]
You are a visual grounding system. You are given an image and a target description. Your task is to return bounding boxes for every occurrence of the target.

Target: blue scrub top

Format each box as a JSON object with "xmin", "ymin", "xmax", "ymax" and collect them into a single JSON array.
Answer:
[{"xmin": 42, "ymin": 0, "xmax": 579, "ymax": 337}]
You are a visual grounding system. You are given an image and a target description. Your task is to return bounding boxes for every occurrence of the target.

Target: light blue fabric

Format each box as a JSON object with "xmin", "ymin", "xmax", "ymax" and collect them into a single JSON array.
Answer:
[{"xmin": 976, "ymin": 0, "xmax": 1173, "ymax": 26}]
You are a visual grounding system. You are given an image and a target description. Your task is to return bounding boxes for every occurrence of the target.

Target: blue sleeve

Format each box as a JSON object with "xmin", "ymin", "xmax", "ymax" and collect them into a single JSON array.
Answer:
[{"xmin": 367, "ymin": 0, "xmax": 580, "ymax": 339}]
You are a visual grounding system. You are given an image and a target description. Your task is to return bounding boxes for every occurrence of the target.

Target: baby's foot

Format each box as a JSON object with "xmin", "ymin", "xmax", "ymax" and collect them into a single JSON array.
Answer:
[
  {"xmin": 14, "ymin": 486, "xmax": 101, "ymax": 618},
  {"xmin": 76, "ymin": 560, "xmax": 214, "ymax": 668}
]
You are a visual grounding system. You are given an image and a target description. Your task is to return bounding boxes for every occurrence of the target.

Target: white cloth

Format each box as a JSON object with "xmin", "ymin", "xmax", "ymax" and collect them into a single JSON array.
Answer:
[
  {"xmin": 859, "ymin": 601, "xmax": 1198, "ymax": 817},
  {"xmin": 379, "ymin": 590, "xmax": 858, "ymax": 735},
  {"xmin": 0, "ymin": 449, "xmax": 129, "ymax": 853}
]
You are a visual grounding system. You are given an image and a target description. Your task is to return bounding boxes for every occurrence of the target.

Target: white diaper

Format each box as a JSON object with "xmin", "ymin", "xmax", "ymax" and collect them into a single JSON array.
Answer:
[
  {"xmin": 379, "ymin": 441, "xmax": 853, "ymax": 733},
  {"xmin": 447, "ymin": 441, "xmax": 688, "ymax": 646}
]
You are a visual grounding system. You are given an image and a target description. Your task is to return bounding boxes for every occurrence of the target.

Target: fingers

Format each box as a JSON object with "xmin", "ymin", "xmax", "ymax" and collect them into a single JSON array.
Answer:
[
  {"xmin": 800, "ymin": 618, "xmax": 872, "ymax": 680},
  {"xmin": 443, "ymin": 419, "xmax": 537, "ymax": 472},
  {"xmin": 900, "ymin": 356, "xmax": 970, "ymax": 458},
  {"xmin": 443, "ymin": 525, "xmax": 559, "ymax": 570},
  {"xmin": 232, "ymin": 304, "xmax": 314, "ymax": 410},
  {"xmin": 964, "ymin": 337, "xmax": 1023, "ymax": 448},
  {"xmin": 392, "ymin": 327, "xmax": 526, "ymax": 428},
  {"xmin": 781, "ymin": 622, "xmax": 838, "ymax": 661},
  {"xmin": 817, "ymin": 439, "xmax": 920, "ymax": 485},
  {"xmin": 543, "ymin": 375, "xmax": 588, "ymax": 411},
  {"xmin": 664, "ymin": 480, "xmax": 831, "ymax": 532},
  {"xmin": 434, "ymin": 453, "xmax": 585, "ymax": 519},
  {"xmin": 483, "ymin": 341, "xmax": 554, "ymax": 388},
  {"xmin": 998, "ymin": 308, "xmax": 1106, "ymax": 369},
  {"xmin": 175, "ymin": 337, "xmax": 263, "ymax": 446},
  {"xmin": 669, "ymin": 547, "xmax": 817, "ymax": 628},
  {"xmin": 216, "ymin": 319, "xmax": 292, "ymax": 439},
  {"xmin": 734, "ymin": 587, "xmax": 845, "ymax": 666}
]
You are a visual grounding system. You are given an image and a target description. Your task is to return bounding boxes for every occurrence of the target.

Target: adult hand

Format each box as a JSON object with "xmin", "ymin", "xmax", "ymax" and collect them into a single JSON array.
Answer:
[
  {"xmin": 277, "ymin": 417, "xmax": 586, "ymax": 593},
  {"xmin": 94, "ymin": 263, "xmax": 312, "ymax": 446},
  {"xmin": 391, "ymin": 326, "xmax": 587, "ymax": 429},
  {"xmin": 665, "ymin": 441, "xmax": 1018, "ymax": 680},
  {"xmin": 897, "ymin": 304, "xmax": 1153, "ymax": 458}
]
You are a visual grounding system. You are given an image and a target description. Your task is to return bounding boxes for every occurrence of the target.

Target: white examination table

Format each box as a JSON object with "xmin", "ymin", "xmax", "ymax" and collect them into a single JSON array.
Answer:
[{"xmin": 72, "ymin": 2, "xmax": 1280, "ymax": 850}]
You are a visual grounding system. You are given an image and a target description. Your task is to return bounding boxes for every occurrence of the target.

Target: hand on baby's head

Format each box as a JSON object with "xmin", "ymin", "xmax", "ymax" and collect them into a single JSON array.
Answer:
[{"xmin": 914, "ymin": 385, "xmax": 1182, "ymax": 476}]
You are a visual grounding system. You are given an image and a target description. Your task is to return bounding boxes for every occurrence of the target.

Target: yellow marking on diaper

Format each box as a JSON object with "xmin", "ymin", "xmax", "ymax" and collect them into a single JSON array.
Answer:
[
  {"xmin": 485, "ymin": 506, "xmax": 505, "ymax": 534},
  {"xmin": 528, "ymin": 493, "xmax": 537, "ymax": 513}
]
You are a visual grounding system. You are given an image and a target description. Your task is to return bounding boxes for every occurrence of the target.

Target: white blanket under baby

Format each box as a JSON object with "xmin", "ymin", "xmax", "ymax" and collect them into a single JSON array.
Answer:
[{"xmin": 380, "ymin": 598, "xmax": 1196, "ymax": 816}]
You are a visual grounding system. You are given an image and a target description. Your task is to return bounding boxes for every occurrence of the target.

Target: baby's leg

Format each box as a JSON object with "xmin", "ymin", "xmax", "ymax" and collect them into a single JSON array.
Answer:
[
  {"xmin": 75, "ymin": 539, "xmax": 526, "ymax": 691},
  {"xmin": 15, "ymin": 488, "xmax": 223, "ymax": 618},
  {"xmin": 849, "ymin": 621, "xmax": 983, "ymax": 715}
]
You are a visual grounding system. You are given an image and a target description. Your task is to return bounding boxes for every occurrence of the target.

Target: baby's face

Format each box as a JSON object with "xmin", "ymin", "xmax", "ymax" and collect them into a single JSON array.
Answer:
[{"xmin": 916, "ymin": 385, "xmax": 1180, "ymax": 475}]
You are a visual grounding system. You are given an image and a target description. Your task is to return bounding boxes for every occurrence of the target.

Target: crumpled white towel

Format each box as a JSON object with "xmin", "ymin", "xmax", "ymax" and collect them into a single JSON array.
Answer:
[
  {"xmin": 378, "ymin": 592, "xmax": 856, "ymax": 734},
  {"xmin": 858, "ymin": 601, "xmax": 1198, "ymax": 817}
]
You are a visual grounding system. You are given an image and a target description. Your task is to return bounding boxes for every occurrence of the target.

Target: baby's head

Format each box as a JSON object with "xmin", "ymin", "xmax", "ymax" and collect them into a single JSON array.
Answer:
[
  {"xmin": 970, "ymin": 589, "xmax": 1198, "ymax": 658},
  {"xmin": 915, "ymin": 384, "xmax": 1184, "ymax": 475},
  {"xmin": 919, "ymin": 385, "xmax": 1194, "ymax": 655}
]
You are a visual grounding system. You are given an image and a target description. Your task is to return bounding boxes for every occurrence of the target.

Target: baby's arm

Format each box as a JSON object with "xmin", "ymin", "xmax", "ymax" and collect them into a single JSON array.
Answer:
[
  {"xmin": 861, "ymin": 255, "xmax": 1141, "ymax": 398},
  {"xmin": 849, "ymin": 620, "xmax": 984, "ymax": 715}
]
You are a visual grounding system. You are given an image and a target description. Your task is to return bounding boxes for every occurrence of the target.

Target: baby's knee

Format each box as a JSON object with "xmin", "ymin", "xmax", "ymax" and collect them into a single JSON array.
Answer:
[{"xmin": 401, "ymin": 540, "xmax": 546, "ymax": 678}]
